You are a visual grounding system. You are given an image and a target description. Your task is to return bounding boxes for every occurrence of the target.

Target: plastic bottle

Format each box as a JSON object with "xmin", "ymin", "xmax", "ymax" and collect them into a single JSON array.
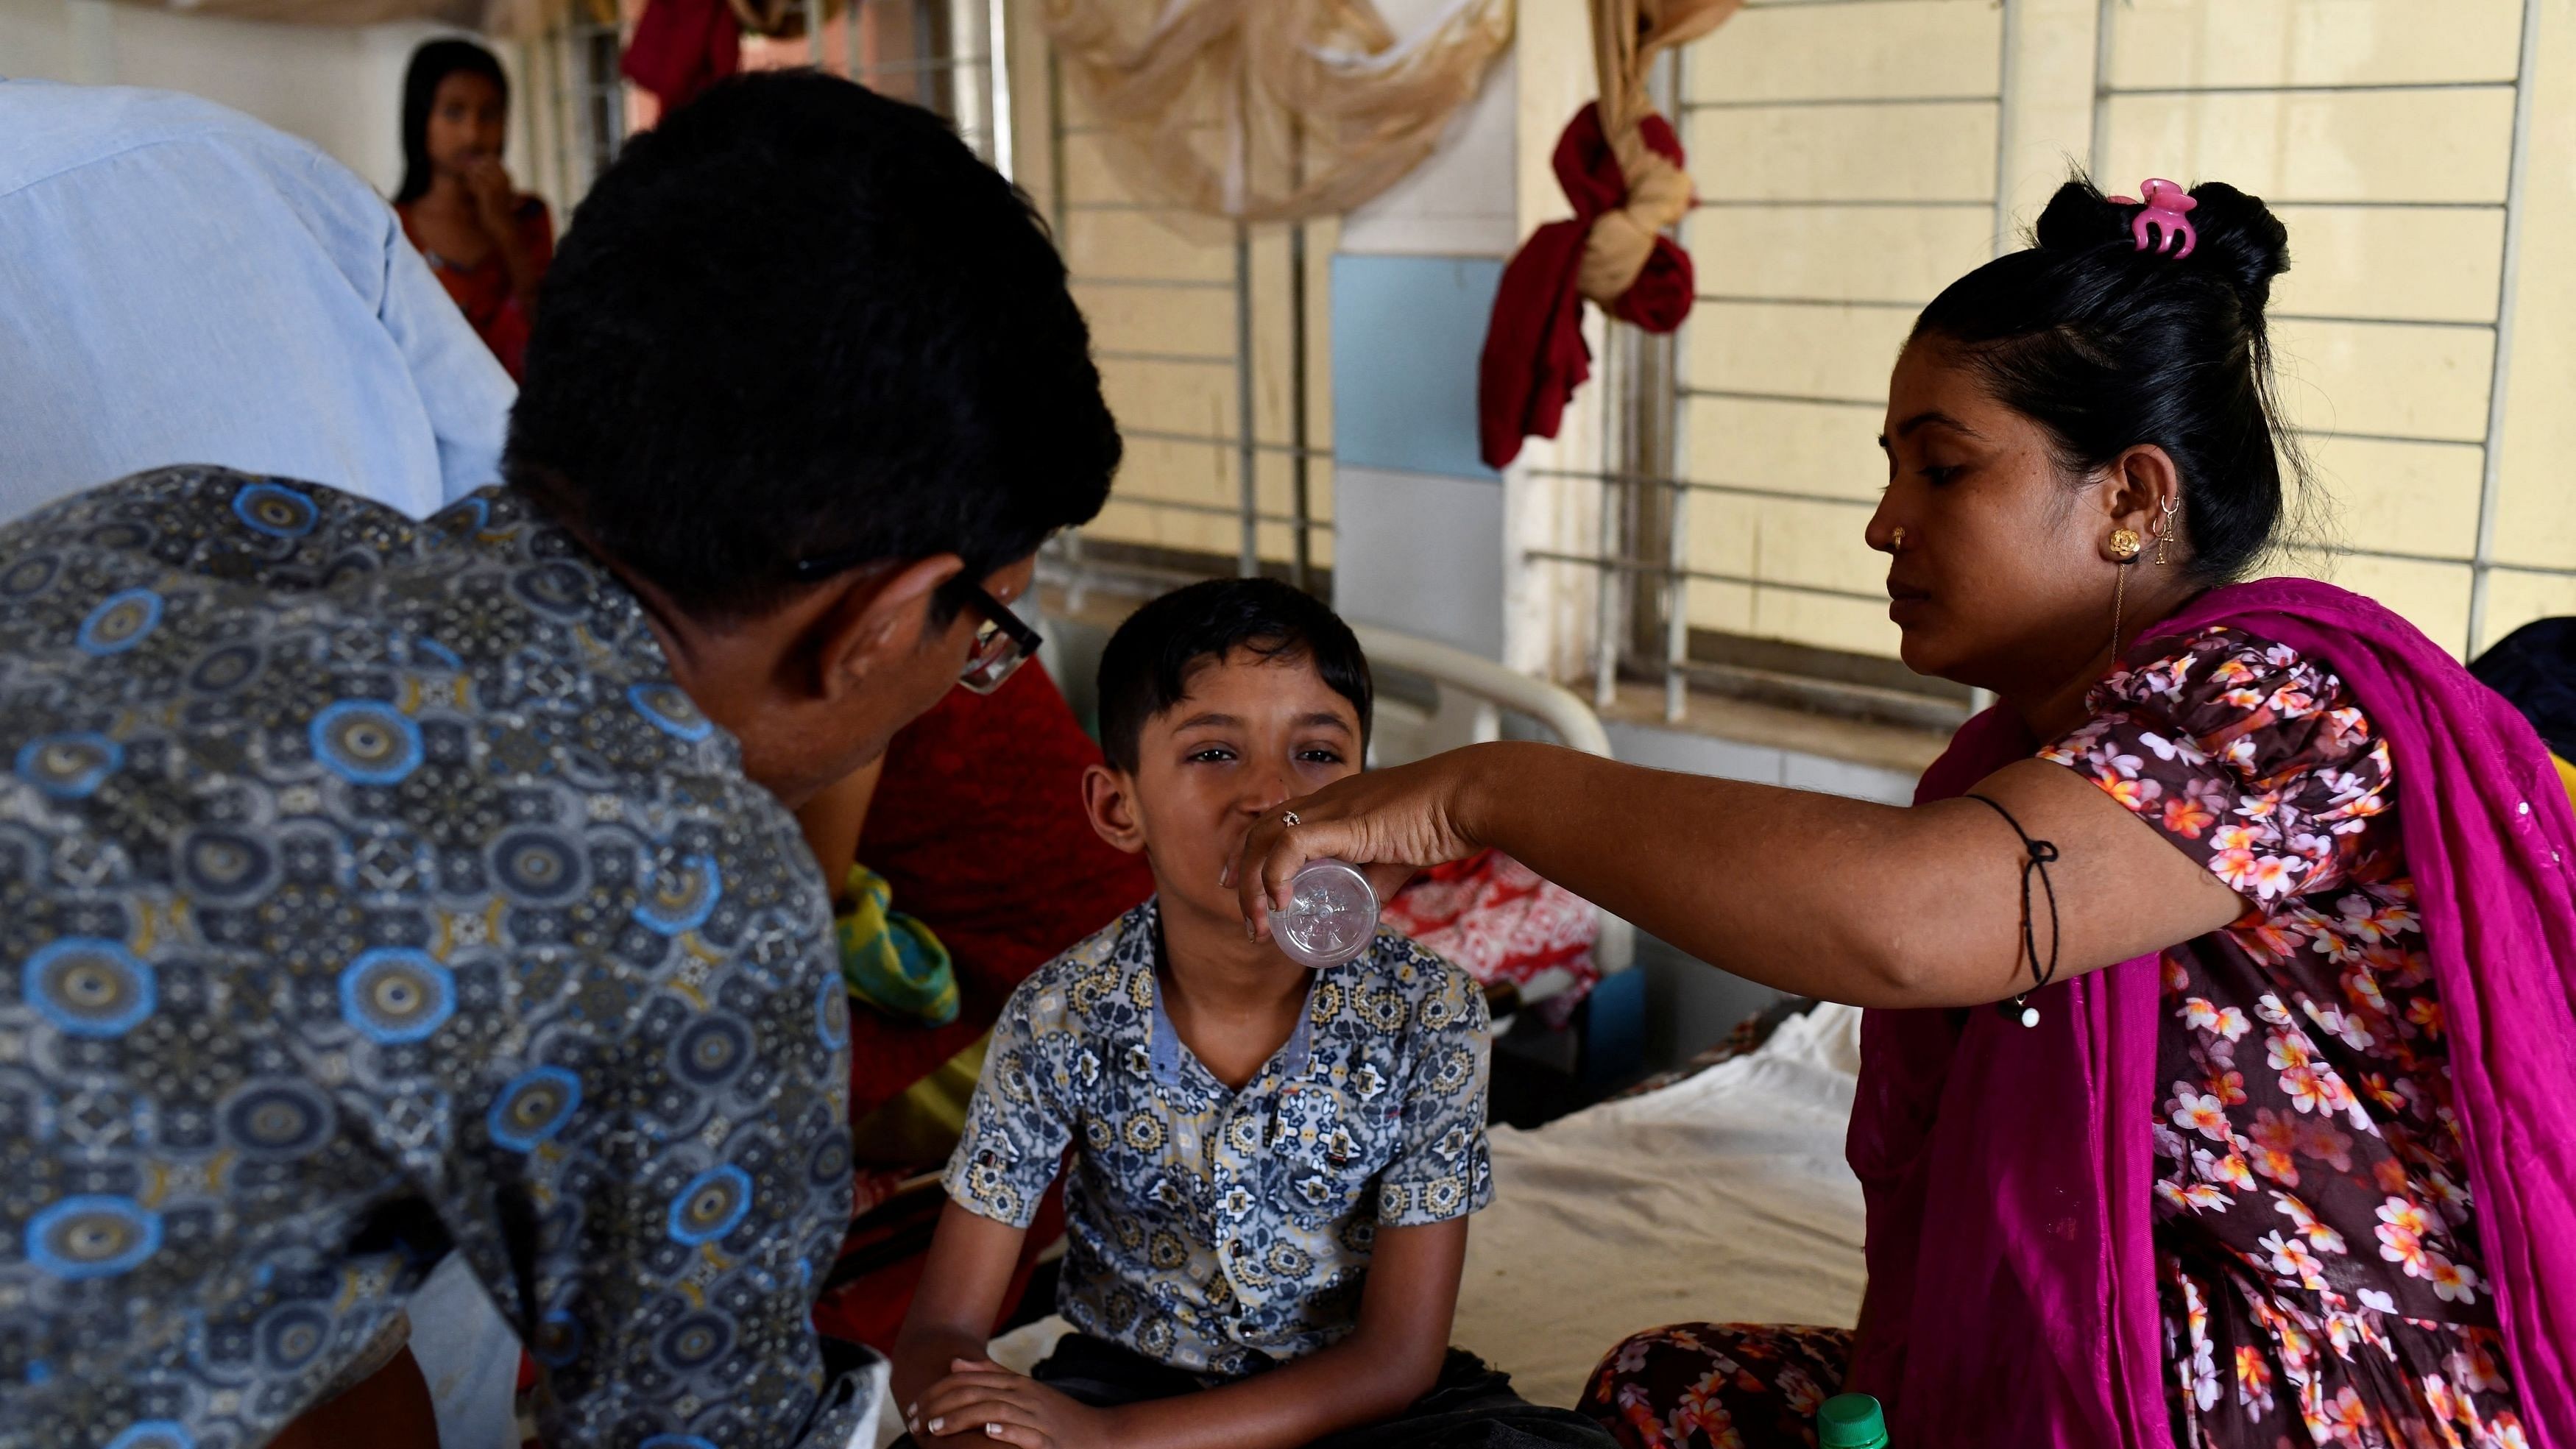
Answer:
[
  {"xmin": 1267, "ymin": 858, "xmax": 1378, "ymax": 968},
  {"xmin": 1817, "ymin": 1393, "xmax": 1890, "ymax": 1449}
]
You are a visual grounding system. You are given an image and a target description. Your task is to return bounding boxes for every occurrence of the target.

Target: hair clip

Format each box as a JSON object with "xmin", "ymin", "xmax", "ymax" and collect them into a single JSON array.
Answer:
[{"xmin": 2131, "ymin": 178, "xmax": 2196, "ymax": 259}]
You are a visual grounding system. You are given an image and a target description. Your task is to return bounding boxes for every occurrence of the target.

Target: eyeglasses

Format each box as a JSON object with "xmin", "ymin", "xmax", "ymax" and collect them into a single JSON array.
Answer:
[
  {"xmin": 952, "ymin": 580, "xmax": 1042, "ymax": 695},
  {"xmin": 788, "ymin": 548, "xmax": 1042, "ymax": 695}
]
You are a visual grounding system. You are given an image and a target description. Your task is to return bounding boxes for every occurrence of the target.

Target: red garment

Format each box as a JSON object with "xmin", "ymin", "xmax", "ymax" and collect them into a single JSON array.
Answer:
[
  {"xmin": 1382, "ymin": 848, "xmax": 1600, "ymax": 1021},
  {"xmin": 844, "ymin": 661, "xmax": 1156, "ymax": 1124},
  {"xmin": 620, "ymin": 0, "xmax": 743, "ymax": 114},
  {"xmin": 1477, "ymin": 103, "xmax": 1694, "ymax": 470},
  {"xmin": 397, "ymin": 198, "xmax": 553, "ymax": 382}
]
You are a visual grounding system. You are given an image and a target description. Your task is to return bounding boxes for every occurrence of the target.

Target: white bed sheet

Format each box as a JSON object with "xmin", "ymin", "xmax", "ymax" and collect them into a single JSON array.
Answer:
[
  {"xmin": 1452, "ymin": 1002, "xmax": 1869, "ymax": 1407},
  {"xmin": 874, "ymin": 1003, "xmax": 1868, "ymax": 1438}
]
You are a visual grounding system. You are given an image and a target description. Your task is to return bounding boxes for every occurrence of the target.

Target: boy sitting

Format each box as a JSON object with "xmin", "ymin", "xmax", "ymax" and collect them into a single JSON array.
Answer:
[{"xmin": 892, "ymin": 579, "xmax": 1616, "ymax": 1448}]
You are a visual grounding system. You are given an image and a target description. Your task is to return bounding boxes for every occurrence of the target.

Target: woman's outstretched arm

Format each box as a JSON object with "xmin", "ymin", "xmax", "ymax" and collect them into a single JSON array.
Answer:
[{"xmin": 1230, "ymin": 740, "xmax": 2241, "ymax": 1010}]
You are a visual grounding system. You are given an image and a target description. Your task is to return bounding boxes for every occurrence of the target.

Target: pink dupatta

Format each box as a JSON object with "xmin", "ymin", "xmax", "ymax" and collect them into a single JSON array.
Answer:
[{"xmin": 1844, "ymin": 578, "xmax": 2576, "ymax": 1446}]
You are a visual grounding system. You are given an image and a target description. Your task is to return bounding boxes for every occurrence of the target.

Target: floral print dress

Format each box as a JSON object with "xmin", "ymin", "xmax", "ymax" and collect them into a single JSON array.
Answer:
[{"xmin": 1578, "ymin": 627, "xmax": 2529, "ymax": 1449}]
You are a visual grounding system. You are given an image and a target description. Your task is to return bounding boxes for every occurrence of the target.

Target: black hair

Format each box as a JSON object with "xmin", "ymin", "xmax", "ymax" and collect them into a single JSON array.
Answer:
[
  {"xmin": 1911, "ymin": 174, "xmax": 2299, "ymax": 582},
  {"xmin": 395, "ymin": 38, "xmax": 508, "ymax": 206},
  {"xmin": 503, "ymin": 71, "xmax": 1119, "ymax": 621},
  {"xmin": 1095, "ymin": 578, "xmax": 1373, "ymax": 774}
]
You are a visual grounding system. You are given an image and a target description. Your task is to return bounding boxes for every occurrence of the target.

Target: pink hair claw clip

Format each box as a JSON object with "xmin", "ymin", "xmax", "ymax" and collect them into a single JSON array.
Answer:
[{"xmin": 2130, "ymin": 178, "xmax": 2197, "ymax": 259}]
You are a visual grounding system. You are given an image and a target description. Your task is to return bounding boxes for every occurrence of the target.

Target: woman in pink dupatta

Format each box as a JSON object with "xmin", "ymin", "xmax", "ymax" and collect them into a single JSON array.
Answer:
[{"xmin": 1228, "ymin": 177, "xmax": 2576, "ymax": 1449}]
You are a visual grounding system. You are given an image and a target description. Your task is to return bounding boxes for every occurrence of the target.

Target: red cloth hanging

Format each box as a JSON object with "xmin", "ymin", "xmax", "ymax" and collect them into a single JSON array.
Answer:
[
  {"xmin": 620, "ymin": 0, "xmax": 743, "ymax": 114},
  {"xmin": 1477, "ymin": 102, "xmax": 1694, "ymax": 470}
]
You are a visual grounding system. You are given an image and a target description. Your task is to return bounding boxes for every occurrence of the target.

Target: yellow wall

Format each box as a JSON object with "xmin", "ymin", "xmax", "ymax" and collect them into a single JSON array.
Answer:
[
  {"xmin": 1011, "ymin": 34, "xmax": 1336, "ymax": 575},
  {"xmin": 1673, "ymin": 0, "xmax": 2576, "ymax": 660}
]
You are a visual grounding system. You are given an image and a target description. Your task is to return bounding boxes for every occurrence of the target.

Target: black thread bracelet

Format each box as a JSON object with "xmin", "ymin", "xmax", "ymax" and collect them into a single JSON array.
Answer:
[{"xmin": 1965, "ymin": 793, "xmax": 2061, "ymax": 1024}]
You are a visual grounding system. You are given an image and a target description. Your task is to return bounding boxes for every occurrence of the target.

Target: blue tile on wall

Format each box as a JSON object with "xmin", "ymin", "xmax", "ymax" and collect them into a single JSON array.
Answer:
[{"xmin": 1330, "ymin": 253, "xmax": 1504, "ymax": 481}]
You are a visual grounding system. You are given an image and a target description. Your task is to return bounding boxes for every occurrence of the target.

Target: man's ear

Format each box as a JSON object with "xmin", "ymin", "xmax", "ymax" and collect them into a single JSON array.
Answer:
[
  {"xmin": 804, "ymin": 554, "xmax": 966, "ymax": 704},
  {"xmin": 1081, "ymin": 762, "xmax": 1147, "ymax": 856}
]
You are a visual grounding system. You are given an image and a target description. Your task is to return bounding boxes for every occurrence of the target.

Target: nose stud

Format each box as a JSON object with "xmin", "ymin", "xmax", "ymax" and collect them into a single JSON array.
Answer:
[{"xmin": 1891, "ymin": 527, "xmax": 1906, "ymax": 550}]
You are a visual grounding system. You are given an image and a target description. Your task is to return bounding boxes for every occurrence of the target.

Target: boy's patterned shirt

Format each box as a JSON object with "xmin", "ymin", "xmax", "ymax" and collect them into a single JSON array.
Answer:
[{"xmin": 944, "ymin": 899, "xmax": 1493, "ymax": 1375}]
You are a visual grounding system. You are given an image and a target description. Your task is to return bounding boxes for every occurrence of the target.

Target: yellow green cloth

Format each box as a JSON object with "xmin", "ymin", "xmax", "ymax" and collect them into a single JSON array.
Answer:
[
  {"xmin": 2555, "ymin": 753, "xmax": 2576, "ymax": 815},
  {"xmin": 835, "ymin": 864, "xmax": 958, "ymax": 1027}
]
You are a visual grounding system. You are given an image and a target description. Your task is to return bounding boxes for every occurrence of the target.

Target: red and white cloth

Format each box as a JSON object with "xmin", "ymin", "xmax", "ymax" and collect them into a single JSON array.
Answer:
[{"xmin": 1384, "ymin": 848, "xmax": 1601, "ymax": 1019}]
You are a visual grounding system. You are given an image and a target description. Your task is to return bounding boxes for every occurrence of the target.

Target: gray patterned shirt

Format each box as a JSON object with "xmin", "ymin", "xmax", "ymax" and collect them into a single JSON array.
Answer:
[
  {"xmin": 944, "ymin": 899, "xmax": 1493, "ymax": 1377},
  {"xmin": 0, "ymin": 469, "xmax": 863, "ymax": 1449}
]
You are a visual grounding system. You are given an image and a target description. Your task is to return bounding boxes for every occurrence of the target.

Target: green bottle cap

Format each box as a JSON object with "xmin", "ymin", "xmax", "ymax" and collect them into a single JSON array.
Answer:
[{"xmin": 1818, "ymin": 1392, "xmax": 1890, "ymax": 1449}]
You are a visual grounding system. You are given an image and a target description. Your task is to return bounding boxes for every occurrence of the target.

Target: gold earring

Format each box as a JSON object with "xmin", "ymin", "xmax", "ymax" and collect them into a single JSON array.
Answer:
[
  {"xmin": 2112, "ymin": 553, "xmax": 2129, "ymax": 659},
  {"xmin": 2156, "ymin": 497, "xmax": 2179, "ymax": 565},
  {"xmin": 2109, "ymin": 528, "xmax": 2143, "ymax": 561}
]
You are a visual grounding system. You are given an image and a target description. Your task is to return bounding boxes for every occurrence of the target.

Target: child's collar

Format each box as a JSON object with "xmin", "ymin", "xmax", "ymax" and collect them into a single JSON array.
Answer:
[{"xmin": 1141, "ymin": 899, "xmax": 1320, "ymax": 1089}]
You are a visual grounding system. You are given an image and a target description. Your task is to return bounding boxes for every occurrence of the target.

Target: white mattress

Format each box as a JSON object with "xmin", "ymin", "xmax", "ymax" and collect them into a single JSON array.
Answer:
[
  {"xmin": 892, "ymin": 1004, "xmax": 1868, "ymax": 1432},
  {"xmin": 1451, "ymin": 1002, "xmax": 1869, "ymax": 1407}
]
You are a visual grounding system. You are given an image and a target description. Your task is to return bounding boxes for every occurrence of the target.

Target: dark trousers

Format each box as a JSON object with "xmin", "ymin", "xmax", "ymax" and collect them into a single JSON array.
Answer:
[{"xmin": 1002, "ymin": 1332, "xmax": 1623, "ymax": 1449}]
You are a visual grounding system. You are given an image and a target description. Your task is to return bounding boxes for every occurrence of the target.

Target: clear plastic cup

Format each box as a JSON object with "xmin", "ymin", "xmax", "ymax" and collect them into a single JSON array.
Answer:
[{"xmin": 1268, "ymin": 857, "xmax": 1379, "ymax": 969}]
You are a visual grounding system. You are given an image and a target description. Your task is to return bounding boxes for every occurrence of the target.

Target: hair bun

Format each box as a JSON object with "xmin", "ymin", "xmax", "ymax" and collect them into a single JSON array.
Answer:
[{"xmin": 2029, "ymin": 175, "xmax": 2291, "ymax": 317}]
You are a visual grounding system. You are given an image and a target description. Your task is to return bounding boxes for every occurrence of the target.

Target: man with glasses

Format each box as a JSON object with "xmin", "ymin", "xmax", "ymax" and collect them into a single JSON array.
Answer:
[{"xmin": 0, "ymin": 71, "xmax": 1116, "ymax": 1449}]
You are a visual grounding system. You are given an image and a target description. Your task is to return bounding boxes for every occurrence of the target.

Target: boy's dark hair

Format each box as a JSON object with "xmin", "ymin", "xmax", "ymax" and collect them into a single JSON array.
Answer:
[
  {"xmin": 506, "ymin": 71, "xmax": 1119, "ymax": 620},
  {"xmin": 1096, "ymin": 578, "xmax": 1373, "ymax": 773}
]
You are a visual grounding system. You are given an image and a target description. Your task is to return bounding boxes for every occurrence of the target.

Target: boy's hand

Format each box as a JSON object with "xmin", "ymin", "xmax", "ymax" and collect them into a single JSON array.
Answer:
[{"xmin": 911, "ymin": 1358, "xmax": 1116, "ymax": 1449}]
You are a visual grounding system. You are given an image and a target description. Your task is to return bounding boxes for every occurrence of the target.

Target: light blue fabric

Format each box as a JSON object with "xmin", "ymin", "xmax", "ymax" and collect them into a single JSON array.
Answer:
[{"xmin": 0, "ymin": 79, "xmax": 514, "ymax": 523}]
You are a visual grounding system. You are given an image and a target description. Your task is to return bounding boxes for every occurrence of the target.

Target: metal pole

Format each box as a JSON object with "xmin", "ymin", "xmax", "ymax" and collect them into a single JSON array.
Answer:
[
  {"xmin": 1594, "ymin": 334, "xmax": 1624, "ymax": 712},
  {"xmin": 1045, "ymin": 48, "xmax": 1088, "ymax": 612},
  {"xmin": 986, "ymin": 0, "xmax": 1015, "ymax": 178},
  {"xmin": 1289, "ymin": 221, "xmax": 1313, "ymax": 592},
  {"xmin": 548, "ymin": 29, "xmax": 574, "ymax": 207},
  {"xmin": 1652, "ymin": 46, "xmax": 1687, "ymax": 723},
  {"xmin": 2087, "ymin": 0, "xmax": 2117, "ymax": 180},
  {"xmin": 845, "ymin": 0, "xmax": 863, "ymax": 78},
  {"xmin": 2469, "ymin": 0, "xmax": 2542, "ymax": 657},
  {"xmin": 1235, "ymin": 219, "xmax": 1259, "ymax": 578},
  {"xmin": 808, "ymin": 0, "xmax": 825, "ymax": 65},
  {"xmin": 1965, "ymin": 0, "xmax": 2018, "ymax": 721},
  {"xmin": 1991, "ymin": 0, "xmax": 2018, "ymax": 257}
]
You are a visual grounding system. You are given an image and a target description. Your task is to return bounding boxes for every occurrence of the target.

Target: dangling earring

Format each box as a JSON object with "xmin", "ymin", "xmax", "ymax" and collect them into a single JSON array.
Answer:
[
  {"xmin": 2155, "ymin": 497, "xmax": 2179, "ymax": 565},
  {"xmin": 2109, "ymin": 528, "xmax": 2143, "ymax": 657}
]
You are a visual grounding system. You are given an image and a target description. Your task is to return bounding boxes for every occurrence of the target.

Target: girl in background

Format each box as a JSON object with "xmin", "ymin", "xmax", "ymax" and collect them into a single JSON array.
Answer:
[{"xmin": 394, "ymin": 39, "xmax": 553, "ymax": 380}]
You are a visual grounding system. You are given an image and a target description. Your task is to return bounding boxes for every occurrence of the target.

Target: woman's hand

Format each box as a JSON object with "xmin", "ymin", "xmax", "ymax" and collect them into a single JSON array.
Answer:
[
  {"xmin": 913, "ymin": 1358, "xmax": 1117, "ymax": 1449},
  {"xmin": 1225, "ymin": 745, "xmax": 1490, "ymax": 940}
]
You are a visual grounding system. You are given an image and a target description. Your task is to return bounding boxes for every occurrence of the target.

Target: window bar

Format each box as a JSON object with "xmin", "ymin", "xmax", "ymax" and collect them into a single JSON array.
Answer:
[
  {"xmin": 2087, "ymin": 0, "xmax": 2117, "ymax": 181},
  {"xmin": 1594, "ymin": 336, "xmax": 1626, "ymax": 712},
  {"xmin": 807, "ymin": 0, "xmax": 824, "ymax": 66},
  {"xmin": 986, "ymin": 0, "xmax": 1015, "ymax": 177},
  {"xmin": 1234, "ymin": 218, "xmax": 1259, "ymax": 579},
  {"xmin": 1530, "ymin": 551, "xmax": 1889, "ymax": 605},
  {"xmin": 1045, "ymin": 48, "xmax": 1088, "ymax": 614},
  {"xmin": 1122, "ymin": 428, "xmax": 1332, "ymax": 458},
  {"xmin": 1655, "ymin": 45, "xmax": 1688, "ymax": 723},
  {"xmin": 1991, "ymin": 0, "xmax": 2018, "ymax": 258},
  {"xmin": 843, "ymin": 0, "xmax": 861, "ymax": 78},
  {"xmin": 1287, "ymin": 108, "xmax": 1314, "ymax": 595},
  {"xmin": 2469, "ymin": 0, "xmax": 2543, "ymax": 657},
  {"xmin": 1971, "ymin": 0, "xmax": 2019, "ymax": 720}
]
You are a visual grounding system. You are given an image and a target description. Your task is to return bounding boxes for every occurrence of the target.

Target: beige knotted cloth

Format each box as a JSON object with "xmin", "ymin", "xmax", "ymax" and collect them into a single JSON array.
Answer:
[{"xmin": 1577, "ymin": 0, "xmax": 1741, "ymax": 305}]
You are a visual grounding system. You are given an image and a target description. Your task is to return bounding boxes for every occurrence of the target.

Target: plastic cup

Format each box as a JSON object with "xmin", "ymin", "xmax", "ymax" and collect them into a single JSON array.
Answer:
[{"xmin": 1268, "ymin": 858, "xmax": 1379, "ymax": 968}]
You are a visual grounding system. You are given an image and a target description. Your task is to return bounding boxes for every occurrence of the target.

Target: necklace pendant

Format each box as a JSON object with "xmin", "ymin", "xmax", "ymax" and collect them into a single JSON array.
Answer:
[{"xmin": 2020, "ymin": 1003, "xmax": 2040, "ymax": 1028}]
